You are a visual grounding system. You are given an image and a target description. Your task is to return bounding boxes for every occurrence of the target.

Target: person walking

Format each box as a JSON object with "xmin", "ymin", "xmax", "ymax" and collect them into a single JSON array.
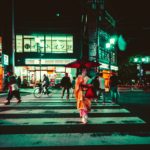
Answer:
[
  {"xmin": 17, "ymin": 76, "xmax": 21, "ymax": 88},
  {"xmin": 61, "ymin": 73, "xmax": 72, "ymax": 100},
  {"xmin": 92, "ymin": 74, "xmax": 100, "ymax": 102},
  {"xmin": 109, "ymin": 72, "xmax": 119, "ymax": 104},
  {"xmin": 4, "ymin": 72, "xmax": 22, "ymax": 105},
  {"xmin": 74, "ymin": 69, "xmax": 94, "ymax": 124},
  {"xmin": 99, "ymin": 73, "xmax": 106, "ymax": 104}
]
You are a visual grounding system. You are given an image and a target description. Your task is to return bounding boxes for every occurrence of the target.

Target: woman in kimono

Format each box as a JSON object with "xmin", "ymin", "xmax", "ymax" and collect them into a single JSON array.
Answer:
[{"xmin": 74, "ymin": 69, "xmax": 93, "ymax": 124}]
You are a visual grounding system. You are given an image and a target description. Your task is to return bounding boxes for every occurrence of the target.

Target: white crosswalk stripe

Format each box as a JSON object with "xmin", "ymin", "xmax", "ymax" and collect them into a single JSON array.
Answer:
[{"xmin": 0, "ymin": 92, "xmax": 149, "ymax": 149}]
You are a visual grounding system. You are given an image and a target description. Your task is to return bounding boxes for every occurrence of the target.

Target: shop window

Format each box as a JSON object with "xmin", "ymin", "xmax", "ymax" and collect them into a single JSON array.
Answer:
[
  {"xmin": 51, "ymin": 35, "xmax": 67, "ymax": 53},
  {"xmin": 16, "ymin": 35, "xmax": 23, "ymax": 52},
  {"xmin": 16, "ymin": 34, "xmax": 73, "ymax": 54},
  {"xmin": 45, "ymin": 36, "xmax": 52, "ymax": 53},
  {"xmin": 24, "ymin": 39, "xmax": 31, "ymax": 52},
  {"xmin": 66, "ymin": 36, "xmax": 73, "ymax": 53},
  {"xmin": 31, "ymin": 39, "xmax": 37, "ymax": 52}
]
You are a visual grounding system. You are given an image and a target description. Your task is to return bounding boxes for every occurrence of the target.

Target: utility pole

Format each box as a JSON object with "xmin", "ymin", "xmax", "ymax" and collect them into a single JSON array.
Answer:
[{"xmin": 12, "ymin": 0, "xmax": 15, "ymax": 73}]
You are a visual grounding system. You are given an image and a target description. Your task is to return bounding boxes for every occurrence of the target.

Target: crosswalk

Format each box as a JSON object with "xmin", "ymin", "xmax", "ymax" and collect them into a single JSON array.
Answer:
[{"xmin": 0, "ymin": 91, "xmax": 150, "ymax": 149}]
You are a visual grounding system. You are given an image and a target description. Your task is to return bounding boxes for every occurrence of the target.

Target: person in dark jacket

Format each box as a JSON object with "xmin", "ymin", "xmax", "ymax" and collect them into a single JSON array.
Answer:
[
  {"xmin": 109, "ymin": 72, "xmax": 119, "ymax": 104},
  {"xmin": 17, "ymin": 76, "xmax": 21, "ymax": 88},
  {"xmin": 61, "ymin": 73, "xmax": 72, "ymax": 100},
  {"xmin": 92, "ymin": 74, "xmax": 100, "ymax": 102},
  {"xmin": 4, "ymin": 72, "xmax": 21, "ymax": 105}
]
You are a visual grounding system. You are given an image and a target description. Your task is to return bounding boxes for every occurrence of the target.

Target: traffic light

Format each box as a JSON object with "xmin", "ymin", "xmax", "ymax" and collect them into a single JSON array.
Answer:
[
  {"xmin": 133, "ymin": 56, "xmax": 150, "ymax": 63},
  {"xmin": 105, "ymin": 43, "xmax": 111, "ymax": 49},
  {"xmin": 105, "ymin": 36, "xmax": 118, "ymax": 49},
  {"xmin": 109, "ymin": 37, "xmax": 116, "ymax": 44},
  {"xmin": 134, "ymin": 57, "xmax": 139, "ymax": 63}
]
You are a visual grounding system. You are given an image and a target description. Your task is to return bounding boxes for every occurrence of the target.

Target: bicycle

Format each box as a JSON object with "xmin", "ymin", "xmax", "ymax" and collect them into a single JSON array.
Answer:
[{"xmin": 33, "ymin": 85, "xmax": 53, "ymax": 98}]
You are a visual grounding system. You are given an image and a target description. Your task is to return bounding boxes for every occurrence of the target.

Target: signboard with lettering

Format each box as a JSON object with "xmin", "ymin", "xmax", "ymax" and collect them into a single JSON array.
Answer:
[{"xmin": 3, "ymin": 54, "xmax": 9, "ymax": 66}]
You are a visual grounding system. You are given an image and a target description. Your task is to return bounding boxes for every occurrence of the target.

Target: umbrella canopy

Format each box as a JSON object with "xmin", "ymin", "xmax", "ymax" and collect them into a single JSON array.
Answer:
[{"xmin": 65, "ymin": 60, "xmax": 101, "ymax": 68}]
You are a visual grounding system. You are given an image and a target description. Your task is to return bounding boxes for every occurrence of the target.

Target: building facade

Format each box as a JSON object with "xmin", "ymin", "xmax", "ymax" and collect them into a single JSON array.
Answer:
[{"xmin": 0, "ymin": 0, "xmax": 118, "ymax": 88}]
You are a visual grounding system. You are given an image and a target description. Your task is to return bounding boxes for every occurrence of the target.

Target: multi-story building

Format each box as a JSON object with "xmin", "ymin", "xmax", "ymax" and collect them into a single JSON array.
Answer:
[
  {"xmin": 86, "ymin": 0, "xmax": 118, "ymax": 89},
  {"xmin": 0, "ymin": 0, "xmax": 118, "ymax": 88}
]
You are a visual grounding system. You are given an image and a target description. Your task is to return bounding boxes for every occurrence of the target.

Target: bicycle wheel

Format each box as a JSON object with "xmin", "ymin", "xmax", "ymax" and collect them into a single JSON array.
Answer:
[{"xmin": 34, "ymin": 87, "xmax": 42, "ymax": 98}]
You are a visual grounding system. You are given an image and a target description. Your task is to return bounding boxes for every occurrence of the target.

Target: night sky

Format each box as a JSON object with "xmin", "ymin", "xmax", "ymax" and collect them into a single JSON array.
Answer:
[
  {"xmin": 105, "ymin": 0, "xmax": 150, "ymax": 56},
  {"xmin": 1, "ymin": 0, "xmax": 150, "ymax": 59}
]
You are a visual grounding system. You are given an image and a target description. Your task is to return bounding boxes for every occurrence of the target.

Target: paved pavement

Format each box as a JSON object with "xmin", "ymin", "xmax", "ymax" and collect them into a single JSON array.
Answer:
[{"xmin": 0, "ymin": 89, "xmax": 150, "ymax": 150}]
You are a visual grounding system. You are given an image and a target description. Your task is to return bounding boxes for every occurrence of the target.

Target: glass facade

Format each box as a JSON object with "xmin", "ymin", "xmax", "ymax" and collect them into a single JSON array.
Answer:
[{"xmin": 16, "ymin": 34, "xmax": 73, "ymax": 53}]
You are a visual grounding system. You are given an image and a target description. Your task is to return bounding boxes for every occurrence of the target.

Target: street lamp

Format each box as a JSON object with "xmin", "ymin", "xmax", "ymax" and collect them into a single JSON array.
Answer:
[{"xmin": 35, "ymin": 37, "xmax": 42, "ymax": 82}]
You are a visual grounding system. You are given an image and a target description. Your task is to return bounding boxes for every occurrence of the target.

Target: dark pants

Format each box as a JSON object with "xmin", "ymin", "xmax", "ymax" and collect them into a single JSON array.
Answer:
[
  {"xmin": 110, "ymin": 86, "xmax": 118, "ymax": 103},
  {"xmin": 99, "ymin": 89, "xmax": 106, "ymax": 103},
  {"xmin": 43, "ymin": 84, "xmax": 49, "ymax": 93},
  {"xmin": 62, "ymin": 87, "xmax": 70, "ymax": 99},
  {"xmin": 7, "ymin": 90, "xmax": 21, "ymax": 101}
]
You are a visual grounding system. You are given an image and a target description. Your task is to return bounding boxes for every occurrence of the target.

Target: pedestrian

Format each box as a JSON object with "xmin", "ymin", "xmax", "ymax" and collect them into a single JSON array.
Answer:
[
  {"xmin": 92, "ymin": 73, "xmax": 100, "ymax": 102},
  {"xmin": 17, "ymin": 76, "xmax": 21, "ymax": 88},
  {"xmin": 4, "ymin": 72, "xmax": 22, "ymax": 105},
  {"xmin": 74, "ymin": 68, "xmax": 94, "ymax": 124},
  {"xmin": 109, "ymin": 72, "xmax": 119, "ymax": 104},
  {"xmin": 60, "ymin": 73, "xmax": 72, "ymax": 100},
  {"xmin": 99, "ymin": 73, "xmax": 106, "ymax": 104}
]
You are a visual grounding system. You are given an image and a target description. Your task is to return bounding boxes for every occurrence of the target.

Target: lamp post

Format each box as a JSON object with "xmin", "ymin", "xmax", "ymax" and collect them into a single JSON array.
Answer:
[{"xmin": 35, "ymin": 37, "xmax": 42, "ymax": 82}]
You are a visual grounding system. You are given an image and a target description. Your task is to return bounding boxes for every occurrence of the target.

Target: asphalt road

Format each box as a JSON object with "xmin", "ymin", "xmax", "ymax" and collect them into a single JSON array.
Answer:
[{"xmin": 0, "ymin": 90, "xmax": 150, "ymax": 150}]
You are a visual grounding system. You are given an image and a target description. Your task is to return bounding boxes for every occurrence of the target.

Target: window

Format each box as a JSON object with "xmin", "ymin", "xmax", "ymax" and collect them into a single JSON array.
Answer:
[
  {"xmin": 24, "ymin": 39, "xmax": 31, "ymax": 52},
  {"xmin": 16, "ymin": 35, "xmax": 23, "ymax": 52},
  {"xmin": 16, "ymin": 34, "xmax": 73, "ymax": 54},
  {"xmin": 51, "ymin": 35, "xmax": 67, "ymax": 53},
  {"xmin": 45, "ymin": 36, "xmax": 52, "ymax": 53},
  {"xmin": 66, "ymin": 36, "xmax": 73, "ymax": 53},
  {"xmin": 31, "ymin": 39, "xmax": 37, "ymax": 52}
]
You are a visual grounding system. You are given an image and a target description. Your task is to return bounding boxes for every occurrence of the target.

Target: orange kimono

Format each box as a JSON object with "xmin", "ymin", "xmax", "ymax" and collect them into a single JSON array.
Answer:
[{"xmin": 74, "ymin": 75, "xmax": 91, "ymax": 117}]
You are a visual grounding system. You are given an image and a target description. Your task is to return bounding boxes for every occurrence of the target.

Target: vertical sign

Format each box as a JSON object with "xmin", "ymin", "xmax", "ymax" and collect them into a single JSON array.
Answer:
[{"xmin": 0, "ymin": 36, "xmax": 2, "ymax": 64}]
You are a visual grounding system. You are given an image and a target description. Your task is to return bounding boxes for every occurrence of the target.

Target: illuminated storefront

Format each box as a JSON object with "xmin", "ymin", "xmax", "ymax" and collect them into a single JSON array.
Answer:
[
  {"xmin": 15, "ymin": 33, "xmax": 79, "ymax": 86},
  {"xmin": 99, "ymin": 62, "xmax": 118, "ymax": 91},
  {"xmin": 15, "ymin": 60, "xmax": 77, "ymax": 86}
]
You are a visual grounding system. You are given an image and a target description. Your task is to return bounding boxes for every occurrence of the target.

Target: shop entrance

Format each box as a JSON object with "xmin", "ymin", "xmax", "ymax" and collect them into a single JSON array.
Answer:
[{"xmin": 15, "ymin": 66, "xmax": 76, "ymax": 87}]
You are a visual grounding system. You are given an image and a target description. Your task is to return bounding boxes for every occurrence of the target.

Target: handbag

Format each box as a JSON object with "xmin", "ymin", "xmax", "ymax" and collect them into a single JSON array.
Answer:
[
  {"xmin": 85, "ymin": 87, "xmax": 95, "ymax": 98},
  {"xmin": 11, "ymin": 84, "xmax": 19, "ymax": 91}
]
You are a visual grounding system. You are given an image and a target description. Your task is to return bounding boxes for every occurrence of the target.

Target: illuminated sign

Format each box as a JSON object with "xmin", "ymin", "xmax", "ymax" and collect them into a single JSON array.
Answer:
[
  {"xmin": 56, "ymin": 67, "xmax": 65, "ymax": 72},
  {"xmin": 25, "ymin": 59, "xmax": 76, "ymax": 65},
  {"xmin": 100, "ymin": 62, "xmax": 118, "ymax": 71},
  {"xmin": 16, "ymin": 34, "xmax": 73, "ymax": 53},
  {"xmin": 3, "ymin": 54, "xmax": 9, "ymax": 66}
]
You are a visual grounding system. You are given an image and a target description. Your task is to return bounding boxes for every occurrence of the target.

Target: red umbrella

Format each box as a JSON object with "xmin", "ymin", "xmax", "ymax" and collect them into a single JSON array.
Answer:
[{"xmin": 65, "ymin": 60, "xmax": 101, "ymax": 68}]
